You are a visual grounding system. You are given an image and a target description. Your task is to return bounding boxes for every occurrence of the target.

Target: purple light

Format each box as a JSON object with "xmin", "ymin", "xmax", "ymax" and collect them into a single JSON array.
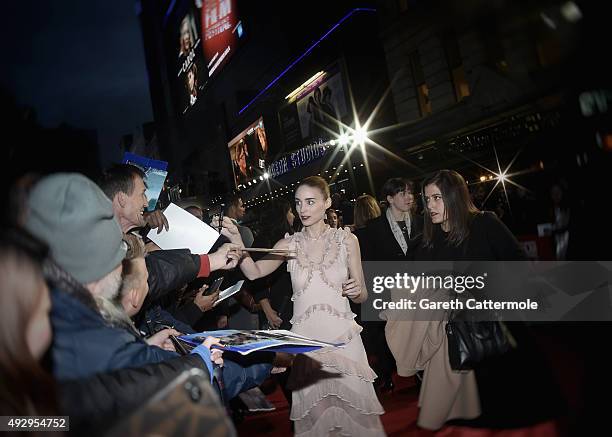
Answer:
[
  {"xmin": 238, "ymin": 8, "xmax": 376, "ymax": 115},
  {"xmin": 163, "ymin": 0, "xmax": 178, "ymax": 28}
]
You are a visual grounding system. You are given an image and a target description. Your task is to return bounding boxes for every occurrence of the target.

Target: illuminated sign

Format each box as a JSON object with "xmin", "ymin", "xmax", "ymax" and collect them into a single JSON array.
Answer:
[
  {"xmin": 267, "ymin": 140, "xmax": 330, "ymax": 178},
  {"xmin": 201, "ymin": 0, "xmax": 243, "ymax": 78}
]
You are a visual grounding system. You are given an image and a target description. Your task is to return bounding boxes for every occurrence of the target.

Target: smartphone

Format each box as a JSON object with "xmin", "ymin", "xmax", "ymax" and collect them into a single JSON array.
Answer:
[{"xmin": 202, "ymin": 277, "xmax": 224, "ymax": 296}]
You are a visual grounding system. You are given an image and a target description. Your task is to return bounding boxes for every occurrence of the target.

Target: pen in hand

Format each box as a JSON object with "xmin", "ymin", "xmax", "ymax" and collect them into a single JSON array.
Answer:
[{"xmin": 217, "ymin": 210, "xmax": 224, "ymax": 234}]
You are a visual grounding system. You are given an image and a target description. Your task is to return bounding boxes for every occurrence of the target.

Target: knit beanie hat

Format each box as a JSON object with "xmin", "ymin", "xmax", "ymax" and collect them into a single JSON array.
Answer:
[{"xmin": 25, "ymin": 173, "xmax": 126, "ymax": 284}]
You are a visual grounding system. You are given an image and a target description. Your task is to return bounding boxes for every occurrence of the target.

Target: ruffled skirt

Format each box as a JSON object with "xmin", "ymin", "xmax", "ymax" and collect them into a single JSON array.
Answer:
[{"xmin": 289, "ymin": 320, "xmax": 386, "ymax": 436}]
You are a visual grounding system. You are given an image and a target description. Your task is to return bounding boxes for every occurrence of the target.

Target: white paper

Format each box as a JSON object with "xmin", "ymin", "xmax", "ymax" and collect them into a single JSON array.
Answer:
[
  {"xmin": 215, "ymin": 280, "xmax": 244, "ymax": 305},
  {"xmin": 147, "ymin": 203, "xmax": 220, "ymax": 254}
]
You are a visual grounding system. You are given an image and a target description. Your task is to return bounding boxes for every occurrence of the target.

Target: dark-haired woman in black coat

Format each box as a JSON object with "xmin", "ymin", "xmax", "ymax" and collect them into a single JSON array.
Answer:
[{"xmin": 387, "ymin": 170, "xmax": 563, "ymax": 431}]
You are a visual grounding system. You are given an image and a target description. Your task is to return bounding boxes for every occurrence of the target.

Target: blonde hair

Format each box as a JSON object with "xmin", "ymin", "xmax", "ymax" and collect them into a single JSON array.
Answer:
[
  {"xmin": 353, "ymin": 194, "xmax": 381, "ymax": 228},
  {"xmin": 97, "ymin": 233, "xmax": 146, "ymax": 330}
]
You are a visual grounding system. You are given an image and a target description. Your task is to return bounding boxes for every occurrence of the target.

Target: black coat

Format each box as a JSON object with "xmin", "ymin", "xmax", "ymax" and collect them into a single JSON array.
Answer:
[
  {"xmin": 360, "ymin": 212, "xmax": 423, "ymax": 261},
  {"xmin": 140, "ymin": 248, "xmax": 218, "ymax": 334},
  {"xmin": 145, "ymin": 249, "xmax": 201, "ymax": 304},
  {"xmin": 413, "ymin": 213, "xmax": 563, "ymax": 428},
  {"xmin": 412, "ymin": 211, "xmax": 526, "ymax": 261}
]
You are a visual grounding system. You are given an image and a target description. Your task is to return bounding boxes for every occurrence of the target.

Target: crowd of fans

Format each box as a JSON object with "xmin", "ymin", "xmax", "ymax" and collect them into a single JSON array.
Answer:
[{"xmin": 0, "ymin": 163, "xmax": 585, "ymax": 435}]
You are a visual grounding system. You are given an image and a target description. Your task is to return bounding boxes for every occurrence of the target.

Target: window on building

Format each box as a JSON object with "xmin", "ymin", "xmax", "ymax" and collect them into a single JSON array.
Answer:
[
  {"xmin": 409, "ymin": 50, "xmax": 432, "ymax": 116},
  {"xmin": 442, "ymin": 32, "xmax": 470, "ymax": 102}
]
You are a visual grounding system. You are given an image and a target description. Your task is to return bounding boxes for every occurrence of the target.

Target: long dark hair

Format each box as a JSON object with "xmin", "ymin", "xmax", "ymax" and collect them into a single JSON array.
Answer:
[
  {"xmin": 0, "ymin": 228, "xmax": 58, "ymax": 416},
  {"xmin": 421, "ymin": 170, "xmax": 480, "ymax": 248},
  {"xmin": 257, "ymin": 199, "xmax": 294, "ymax": 248}
]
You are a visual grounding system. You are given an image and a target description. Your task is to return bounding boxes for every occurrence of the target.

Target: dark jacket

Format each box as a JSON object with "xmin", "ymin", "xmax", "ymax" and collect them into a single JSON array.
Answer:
[
  {"xmin": 139, "ymin": 249, "xmax": 205, "ymax": 335},
  {"xmin": 44, "ymin": 260, "xmax": 205, "ymax": 381},
  {"xmin": 145, "ymin": 249, "xmax": 201, "ymax": 304},
  {"xmin": 413, "ymin": 212, "xmax": 563, "ymax": 428},
  {"xmin": 361, "ymin": 212, "xmax": 424, "ymax": 261},
  {"xmin": 412, "ymin": 211, "xmax": 526, "ymax": 261},
  {"xmin": 51, "ymin": 289, "xmax": 179, "ymax": 381}
]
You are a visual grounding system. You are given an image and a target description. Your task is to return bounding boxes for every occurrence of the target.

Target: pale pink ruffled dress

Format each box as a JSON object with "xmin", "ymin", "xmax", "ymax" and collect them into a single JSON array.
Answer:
[{"xmin": 286, "ymin": 227, "xmax": 386, "ymax": 436}]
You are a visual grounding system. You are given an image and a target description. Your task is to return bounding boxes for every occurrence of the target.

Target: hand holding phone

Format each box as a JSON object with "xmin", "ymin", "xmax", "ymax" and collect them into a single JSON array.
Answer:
[
  {"xmin": 194, "ymin": 290, "xmax": 220, "ymax": 312},
  {"xmin": 202, "ymin": 277, "xmax": 224, "ymax": 296}
]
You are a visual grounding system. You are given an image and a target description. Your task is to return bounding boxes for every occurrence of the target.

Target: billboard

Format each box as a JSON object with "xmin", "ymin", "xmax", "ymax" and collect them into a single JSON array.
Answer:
[
  {"xmin": 201, "ymin": 0, "xmax": 244, "ymax": 78},
  {"xmin": 228, "ymin": 117, "xmax": 269, "ymax": 188},
  {"xmin": 164, "ymin": 0, "xmax": 245, "ymax": 117},
  {"xmin": 171, "ymin": 4, "xmax": 207, "ymax": 115},
  {"xmin": 279, "ymin": 65, "xmax": 349, "ymax": 150}
]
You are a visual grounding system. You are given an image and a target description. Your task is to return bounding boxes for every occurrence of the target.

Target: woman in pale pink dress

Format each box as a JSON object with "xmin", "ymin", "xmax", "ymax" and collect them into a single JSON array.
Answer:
[{"xmin": 227, "ymin": 176, "xmax": 386, "ymax": 436}]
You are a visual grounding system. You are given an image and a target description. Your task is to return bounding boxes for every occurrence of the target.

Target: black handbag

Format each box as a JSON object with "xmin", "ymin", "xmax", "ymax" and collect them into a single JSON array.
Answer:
[{"xmin": 446, "ymin": 306, "xmax": 514, "ymax": 371}]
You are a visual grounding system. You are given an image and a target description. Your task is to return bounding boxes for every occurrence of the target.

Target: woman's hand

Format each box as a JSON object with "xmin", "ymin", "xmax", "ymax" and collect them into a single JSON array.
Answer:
[
  {"xmin": 265, "ymin": 309, "xmax": 283, "ymax": 329},
  {"xmin": 146, "ymin": 328, "xmax": 181, "ymax": 351},
  {"xmin": 341, "ymin": 278, "xmax": 363, "ymax": 301}
]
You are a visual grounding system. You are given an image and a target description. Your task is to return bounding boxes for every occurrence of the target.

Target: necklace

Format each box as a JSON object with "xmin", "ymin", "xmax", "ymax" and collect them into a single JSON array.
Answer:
[{"xmin": 304, "ymin": 225, "xmax": 329, "ymax": 241}]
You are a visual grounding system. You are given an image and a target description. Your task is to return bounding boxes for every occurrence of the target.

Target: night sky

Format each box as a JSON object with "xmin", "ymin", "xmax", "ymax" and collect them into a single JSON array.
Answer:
[{"xmin": 1, "ymin": 0, "xmax": 153, "ymax": 167}]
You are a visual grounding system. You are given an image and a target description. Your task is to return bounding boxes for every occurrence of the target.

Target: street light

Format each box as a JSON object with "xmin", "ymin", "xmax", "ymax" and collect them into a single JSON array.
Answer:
[
  {"xmin": 338, "ymin": 133, "xmax": 350, "ymax": 146},
  {"xmin": 354, "ymin": 126, "xmax": 368, "ymax": 145}
]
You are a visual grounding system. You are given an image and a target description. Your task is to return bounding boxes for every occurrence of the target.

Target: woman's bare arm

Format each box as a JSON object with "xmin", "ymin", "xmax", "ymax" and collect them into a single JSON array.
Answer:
[
  {"xmin": 342, "ymin": 232, "xmax": 368, "ymax": 304},
  {"xmin": 239, "ymin": 238, "xmax": 291, "ymax": 280},
  {"xmin": 217, "ymin": 216, "xmax": 291, "ymax": 280}
]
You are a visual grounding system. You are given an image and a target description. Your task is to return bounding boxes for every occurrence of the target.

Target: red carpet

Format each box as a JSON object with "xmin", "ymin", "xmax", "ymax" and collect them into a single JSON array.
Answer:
[{"xmin": 235, "ymin": 374, "xmax": 561, "ymax": 437}]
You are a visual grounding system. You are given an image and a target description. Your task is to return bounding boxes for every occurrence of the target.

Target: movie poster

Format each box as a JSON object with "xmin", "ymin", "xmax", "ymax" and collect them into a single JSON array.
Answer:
[
  {"xmin": 122, "ymin": 152, "xmax": 168, "ymax": 211},
  {"xmin": 174, "ymin": 5, "xmax": 206, "ymax": 114},
  {"xmin": 228, "ymin": 117, "xmax": 269, "ymax": 188},
  {"xmin": 201, "ymin": 0, "xmax": 243, "ymax": 78}
]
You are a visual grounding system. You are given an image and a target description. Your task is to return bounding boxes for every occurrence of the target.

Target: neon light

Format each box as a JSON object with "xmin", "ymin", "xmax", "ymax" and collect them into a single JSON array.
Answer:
[
  {"xmin": 238, "ymin": 8, "xmax": 376, "ymax": 115},
  {"xmin": 163, "ymin": 0, "xmax": 178, "ymax": 28}
]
